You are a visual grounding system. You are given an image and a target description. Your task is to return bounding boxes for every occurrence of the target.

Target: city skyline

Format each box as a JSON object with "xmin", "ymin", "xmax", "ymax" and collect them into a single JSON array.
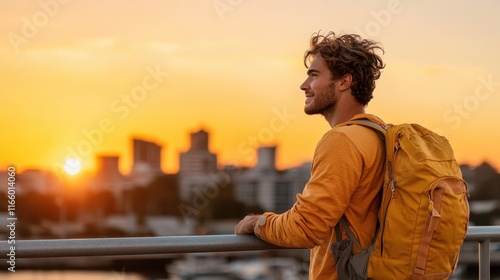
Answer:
[
  {"xmin": 1, "ymin": 1, "xmax": 500, "ymax": 175},
  {"xmin": 3, "ymin": 127, "xmax": 299, "ymax": 176},
  {"xmin": 5, "ymin": 126, "xmax": 498, "ymax": 177}
]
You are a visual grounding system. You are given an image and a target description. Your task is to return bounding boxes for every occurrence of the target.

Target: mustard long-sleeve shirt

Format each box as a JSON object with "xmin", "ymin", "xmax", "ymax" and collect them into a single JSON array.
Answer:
[{"xmin": 254, "ymin": 114, "xmax": 385, "ymax": 280}]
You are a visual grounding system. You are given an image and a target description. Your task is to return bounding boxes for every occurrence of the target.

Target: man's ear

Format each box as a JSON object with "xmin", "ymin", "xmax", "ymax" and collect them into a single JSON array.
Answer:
[{"xmin": 338, "ymin": 74, "xmax": 353, "ymax": 90}]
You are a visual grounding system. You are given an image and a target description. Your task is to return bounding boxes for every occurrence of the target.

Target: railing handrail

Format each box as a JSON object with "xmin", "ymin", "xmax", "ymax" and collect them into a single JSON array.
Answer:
[
  {"xmin": 1, "ymin": 234, "xmax": 283, "ymax": 258},
  {"xmin": 1, "ymin": 225, "xmax": 499, "ymax": 259},
  {"xmin": 1, "ymin": 226, "xmax": 499, "ymax": 279},
  {"xmin": 463, "ymin": 225, "xmax": 500, "ymax": 242}
]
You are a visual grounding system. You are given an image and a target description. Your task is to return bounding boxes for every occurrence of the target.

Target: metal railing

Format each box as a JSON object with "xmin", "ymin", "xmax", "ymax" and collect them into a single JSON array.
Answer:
[{"xmin": 1, "ymin": 226, "xmax": 499, "ymax": 279}]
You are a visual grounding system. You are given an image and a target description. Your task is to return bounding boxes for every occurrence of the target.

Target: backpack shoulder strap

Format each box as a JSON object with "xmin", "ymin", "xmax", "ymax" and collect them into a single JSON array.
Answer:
[
  {"xmin": 335, "ymin": 216, "xmax": 363, "ymax": 251},
  {"xmin": 334, "ymin": 118, "xmax": 387, "ymax": 249},
  {"xmin": 343, "ymin": 119, "xmax": 387, "ymax": 141}
]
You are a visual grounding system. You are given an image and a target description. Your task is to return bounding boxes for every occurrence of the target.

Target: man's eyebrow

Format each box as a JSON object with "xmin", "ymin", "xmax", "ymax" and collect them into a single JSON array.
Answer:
[{"xmin": 307, "ymin": 69, "xmax": 320, "ymax": 75}]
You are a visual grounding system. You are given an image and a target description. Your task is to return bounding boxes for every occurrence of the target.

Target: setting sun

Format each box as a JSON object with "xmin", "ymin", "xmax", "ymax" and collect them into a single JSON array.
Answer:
[{"xmin": 64, "ymin": 158, "xmax": 81, "ymax": 176}]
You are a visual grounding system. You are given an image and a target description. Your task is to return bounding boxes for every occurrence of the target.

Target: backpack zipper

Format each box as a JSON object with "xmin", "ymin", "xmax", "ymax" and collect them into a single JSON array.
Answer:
[
  {"xmin": 380, "ymin": 161, "xmax": 396, "ymax": 256},
  {"xmin": 389, "ymin": 161, "xmax": 398, "ymax": 199},
  {"xmin": 380, "ymin": 142, "xmax": 400, "ymax": 256}
]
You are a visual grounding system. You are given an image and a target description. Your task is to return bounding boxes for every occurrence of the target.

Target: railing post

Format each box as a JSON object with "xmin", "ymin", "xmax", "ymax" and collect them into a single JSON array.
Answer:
[{"xmin": 478, "ymin": 239, "xmax": 490, "ymax": 280}]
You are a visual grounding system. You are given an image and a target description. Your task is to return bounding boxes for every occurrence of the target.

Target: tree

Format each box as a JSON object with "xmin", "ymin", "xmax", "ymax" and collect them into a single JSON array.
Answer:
[
  {"xmin": 470, "ymin": 174, "xmax": 500, "ymax": 201},
  {"xmin": 16, "ymin": 192, "xmax": 59, "ymax": 224},
  {"xmin": 145, "ymin": 174, "xmax": 182, "ymax": 216}
]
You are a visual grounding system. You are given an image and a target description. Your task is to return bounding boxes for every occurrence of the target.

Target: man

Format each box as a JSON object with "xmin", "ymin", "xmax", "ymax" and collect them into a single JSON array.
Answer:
[{"xmin": 234, "ymin": 31, "xmax": 386, "ymax": 279}]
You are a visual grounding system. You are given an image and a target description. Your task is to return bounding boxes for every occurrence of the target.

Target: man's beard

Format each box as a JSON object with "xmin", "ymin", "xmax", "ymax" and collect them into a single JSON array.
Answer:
[{"xmin": 304, "ymin": 82, "xmax": 338, "ymax": 115}]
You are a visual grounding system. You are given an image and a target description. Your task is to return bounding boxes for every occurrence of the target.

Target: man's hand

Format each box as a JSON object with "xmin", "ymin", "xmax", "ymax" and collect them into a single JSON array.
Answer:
[{"xmin": 234, "ymin": 214, "xmax": 260, "ymax": 235}]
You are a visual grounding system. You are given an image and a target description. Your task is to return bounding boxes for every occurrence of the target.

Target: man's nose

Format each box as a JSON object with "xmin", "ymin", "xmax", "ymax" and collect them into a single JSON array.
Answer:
[{"xmin": 300, "ymin": 79, "xmax": 309, "ymax": 91}]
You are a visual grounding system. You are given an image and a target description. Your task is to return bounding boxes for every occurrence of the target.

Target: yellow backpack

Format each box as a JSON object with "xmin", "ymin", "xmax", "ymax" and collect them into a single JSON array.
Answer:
[{"xmin": 332, "ymin": 119, "xmax": 470, "ymax": 280}]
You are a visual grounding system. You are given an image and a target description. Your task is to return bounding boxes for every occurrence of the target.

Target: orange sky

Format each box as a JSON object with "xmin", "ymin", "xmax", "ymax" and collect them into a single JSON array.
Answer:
[{"xmin": 1, "ymin": 1, "xmax": 500, "ymax": 176}]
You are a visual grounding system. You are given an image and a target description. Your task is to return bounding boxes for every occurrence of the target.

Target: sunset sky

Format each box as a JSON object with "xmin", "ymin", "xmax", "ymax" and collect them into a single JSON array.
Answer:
[{"xmin": 1, "ymin": 0, "xmax": 500, "ymax": 176}]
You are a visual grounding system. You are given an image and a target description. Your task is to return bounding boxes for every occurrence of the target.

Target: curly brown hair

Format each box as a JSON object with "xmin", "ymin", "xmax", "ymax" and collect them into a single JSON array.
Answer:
[{"xmin": 304, "ymin": 32, "xmax": 385, "ymax": 106}]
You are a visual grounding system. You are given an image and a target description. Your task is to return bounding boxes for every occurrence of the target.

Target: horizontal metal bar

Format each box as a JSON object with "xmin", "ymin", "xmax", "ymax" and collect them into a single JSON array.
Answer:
[
  {"xmin": 1, "ymin": 235, "xmax": 283, "ymax": 258},
  {"xmin": 464, "ymin": 226, "xmax": 500, "ymax": 242},
  {"xmin": 1, "ymin": 226, "xmax": 499, "ymax": 259}
]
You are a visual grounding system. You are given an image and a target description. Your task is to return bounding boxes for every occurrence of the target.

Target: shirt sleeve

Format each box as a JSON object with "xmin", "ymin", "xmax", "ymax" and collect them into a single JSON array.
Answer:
[{"xmin": 254, "ymin": 130, "xmax": 364, "ymax": 248}]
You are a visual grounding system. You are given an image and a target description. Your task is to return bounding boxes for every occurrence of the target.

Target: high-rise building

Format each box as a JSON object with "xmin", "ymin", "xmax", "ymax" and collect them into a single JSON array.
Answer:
[
  {"xmin": 233, "ymin": 146, "xmax": 311, "ymax": 213},
  {"xmin": 234, "ymin": 146, "xmax": 278, "ymax": 211},
  {"xmin": 0, "ymin": 170, "xmax": 8, "ymax": 194},
  {"xmin": 131, "ymin": 138, "xmax": 163, "ymax": 186},
  {"xmin": 132, "ymin": 139, "xmax": 162, "ymax": 172},
  {"xmin": 97, "ymin": 155, "xmax": 121, "ymax": 177},
  {"xmin": 179, "ymin": 129, "xmax": 218, "ymax": 201},
  {"xmin": 255, "ymin": 146, "xmax": 276, "ymax": 171},
  {"xmin": 90, "ymin": 155, "xmax": 128, "ymax": 212},
  {"xmin": 16, "ymin": 169, "xmax": 58, "ymax": 194},
  {"xmin": 179, "ymin": 129, "xmax": 217, "ymax": 176}
]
